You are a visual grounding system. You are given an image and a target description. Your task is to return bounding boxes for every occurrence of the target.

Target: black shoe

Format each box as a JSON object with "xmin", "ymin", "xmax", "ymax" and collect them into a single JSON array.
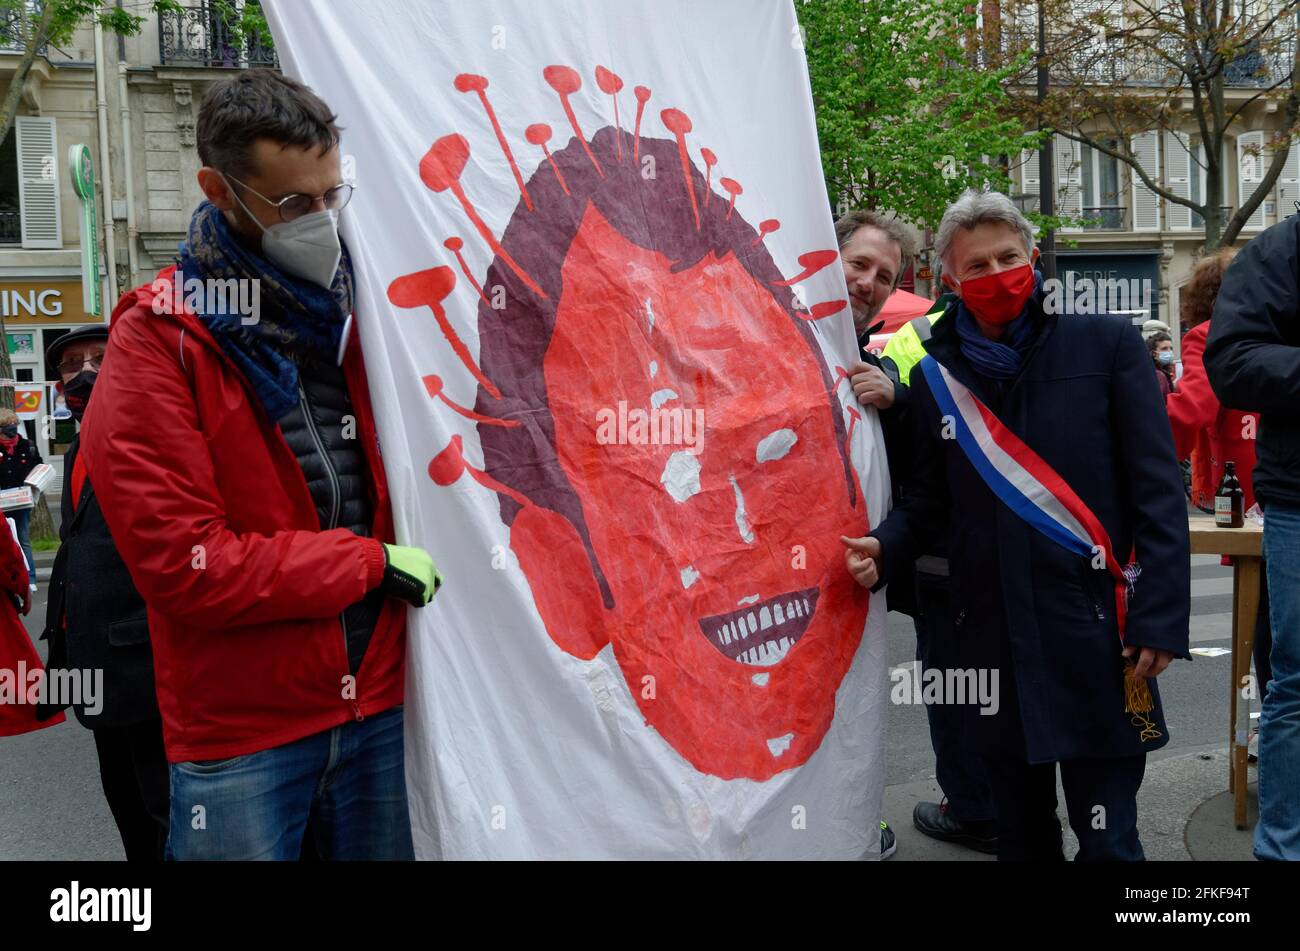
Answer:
[
  {"xmin": 912, "ymin": 800, "xmax": 998, "ymax": 854},
  {"xmin": 878, "ymin": 819, "xmax": 897, "ymax": 860}
]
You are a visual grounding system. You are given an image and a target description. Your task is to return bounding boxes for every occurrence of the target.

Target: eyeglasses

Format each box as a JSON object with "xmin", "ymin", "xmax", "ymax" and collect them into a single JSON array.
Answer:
[
  {"xmin": 58, "ymin": 351, "xmax": 105, "ymax": 375},
  {"xmin": 225, "ymin": 174, "xmax": 356, "ymax": 223}
]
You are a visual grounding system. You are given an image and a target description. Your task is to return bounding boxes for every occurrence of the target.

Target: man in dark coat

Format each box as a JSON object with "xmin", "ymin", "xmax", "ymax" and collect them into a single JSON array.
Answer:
[
  {"xmin": 843, "ymin": 189, "xmax": 1190, "ymax": 860},
  {"xmin": 1204, "ymin": 217, "xmax": 1300, "ymax": 861},
  {"xmin": 36, "ymin": 324, "xmax": 170, "ymax": 861}
]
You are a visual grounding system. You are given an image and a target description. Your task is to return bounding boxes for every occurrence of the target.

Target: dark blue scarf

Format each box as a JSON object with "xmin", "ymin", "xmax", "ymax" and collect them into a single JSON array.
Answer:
[
  {"xmin": 175, "ymin": 201, "xmax": 354, "ymax": 420},
  {"xmin": 955, "ymin": 271, "xmax": 1043, "ymax": 381}
]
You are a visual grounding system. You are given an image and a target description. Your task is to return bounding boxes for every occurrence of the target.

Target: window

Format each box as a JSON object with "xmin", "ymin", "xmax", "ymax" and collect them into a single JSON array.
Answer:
[
  {"xmin": 1081, "ymin": 140, "xmax": 1123, "ymax": 229},
  {"xmin": 0, "ymin": 129, "xmax": 18, "ymax": 245}
]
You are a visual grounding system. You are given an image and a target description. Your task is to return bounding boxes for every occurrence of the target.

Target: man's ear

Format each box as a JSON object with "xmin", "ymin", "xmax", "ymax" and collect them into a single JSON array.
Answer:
[
  {"xmin": 1031, "ymin": 246, "xmax": 1041, "ymax": 266},
  {"xmin": 197, "ymin": 167, "xmax": 236, "ymax": 212}
]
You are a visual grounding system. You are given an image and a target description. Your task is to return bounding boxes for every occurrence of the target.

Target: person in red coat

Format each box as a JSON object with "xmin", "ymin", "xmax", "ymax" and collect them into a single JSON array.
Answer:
[
  {"xmin": 0, "ymin": 517, "xmax": 64, "ymax": 736},
  {"xmin": 1166, "ymin": 247, "xmax": 1270, "ymax": 710},
  {"xmin": 1167, "ymin": 250, "xmax": 1258, "ymax": 513}
]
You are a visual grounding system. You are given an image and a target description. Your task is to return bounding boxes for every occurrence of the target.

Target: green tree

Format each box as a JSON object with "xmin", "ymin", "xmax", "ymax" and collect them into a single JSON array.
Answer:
[{"xmin": 797, "ymin": 0, "xmax": 1044, "ymax": 228}]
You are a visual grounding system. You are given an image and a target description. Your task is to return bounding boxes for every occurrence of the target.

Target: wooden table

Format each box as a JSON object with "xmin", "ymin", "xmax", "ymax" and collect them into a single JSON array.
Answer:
[{"xmin": 1187, "ymin": 517, "xmax": 1264, "ymax": 829}]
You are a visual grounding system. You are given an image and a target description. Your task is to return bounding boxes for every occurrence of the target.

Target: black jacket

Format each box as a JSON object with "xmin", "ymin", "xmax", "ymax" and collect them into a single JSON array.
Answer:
[
  {"xmin": 0, "ymin": 436, "xmax": 41, "ymax": 490},
  {"xmin": 1204, "ymin": 216, "xmax": 1300, "ymax": 509},
  {"xmin": 39, "ymin": 437, "xmax": 157, "ymax": 729},
  {"xmin": 870, "ymin": 298, "xmax": 1191, "ymax": 762}
]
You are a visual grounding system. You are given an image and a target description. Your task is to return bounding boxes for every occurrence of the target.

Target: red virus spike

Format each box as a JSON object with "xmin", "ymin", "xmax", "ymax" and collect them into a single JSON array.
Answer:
[
  {"xmin": 595, "ymin": 65, "xmax": 625, "ymax": 162},
  {"xmin": 387, "ymin": 266, "xmax": 504, "ymax": 399},
  {"xmin": 430, "ymin": 434, "xmax": 531, "ymax": 506},
  {"xmin": 751, "ymin": 217, "xmax": 780, "ymax": 246},
  {"xmin": 443, "ymin": 236, "xmax": 489, "ymax": 305},
  {"xmin": 419, "ymin": 135, "xmax": 547, "ymax": 300},
  {"xmin": 525, "ymin": 123, "xmax": 570, "ymax": 196},
  {"xmin": 700, "ymin": 148, "xmax": 718, "ymax": 207},
  {"xmin": 719, "ymin": 176, "xmax": 742, "ymax": 220},
  {"xmin": 660, "ymin": 108, "xmax": 700, "ymax": 231},
  {"xmin": 632, "ymin": 85, "xmax": 651, "ymax": 164},
  {"xmin": 808, "ymin": 299, "xmax": 849, "ymax": 320},
  {"xmin": 454, "ymin": 73, "xmax": 533, "ymax": 213},
  {"xmin": 543, "ymin": 65, "xmax": 603, "ymax": 177},
  {"xmin": 422, "ymin": 374, "xmax": 520, "ymax": 427},
  {"xmin": 771, "ymin": 249, "xmax": 841, "ymax": 286}
]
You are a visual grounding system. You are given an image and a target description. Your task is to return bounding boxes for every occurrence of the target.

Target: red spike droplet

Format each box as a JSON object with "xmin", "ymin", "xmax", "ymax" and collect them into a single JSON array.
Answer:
[
  {"xmin": 423, "ymin": 374, "xmax": 521, "ymax": 427},
  {"xmin": 700, "ymin": 148, "xmax": 717, "ymax": 207},
  {"xmin": 419, "ymin": 135, "xmax": 547, "ymax": 300},
  {"xmin": 751, "ymin": 217, "xmax": 780, "ymax": 246},
  {"xmin": 633, "ymin": 85, "xmax": 651, "ymax": 165},
  {"xmin": 595, "ymin": 65, "xmax": 625, "ymax": 162},
  {"xmin": 453, "ymin": 74, "xmax": 533, "ymax": 213},
  {"xmin": 661, "ymin": 108, "xmax": 700, "ymax": 231},
  {"xmin": 444, "ymin": 236, "xmax": 489, "ymax": 305},
  {"xmin": 770, "ymin": 248, "xmax": 841, "ymax": 286},
  {"xmin": 719, "ymin": 176, "xmax": 742, "ymax": 221},
  {"xmin": 430, "ymin": 434, "xmax": 532, "ymax": 505},
  {"xmin": 808, "ymin": 300, "xmax": 849, "ymax": 320},
  {"xmin": 388, "ymin": 266, "xmax": 503, "ymax": 399},
  {"xmin": 525, "ymin": 123, "xmax": 570, "ymax": 196},
  {"xmin": 544, "ymin": 65, "xmax": 603, "ymax": 177}
]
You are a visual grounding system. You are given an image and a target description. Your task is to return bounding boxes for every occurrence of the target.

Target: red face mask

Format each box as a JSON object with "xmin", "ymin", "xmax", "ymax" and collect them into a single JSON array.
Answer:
[{"xmin": 955, "ymin": 263, "xmax": 1036, "ymax": 326}]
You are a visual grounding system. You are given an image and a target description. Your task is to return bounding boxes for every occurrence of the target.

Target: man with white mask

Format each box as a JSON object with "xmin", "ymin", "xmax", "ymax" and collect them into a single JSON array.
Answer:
[{"xmin": 81, "ymin": 70, "xmax": 439, "ymax": 860}]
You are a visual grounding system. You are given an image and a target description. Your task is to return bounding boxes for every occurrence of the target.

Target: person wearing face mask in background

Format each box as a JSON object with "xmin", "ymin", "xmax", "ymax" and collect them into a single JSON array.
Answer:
[
  {"xmin": 80, "ymin": 70, "xmax": 440, "ymax": 861},
  {"xmin": 0, "ymin": 407, "xmax": 42, "ymax": 588},
  {"xmin": 842, "ymin": 189, "xmax": 1190, "ymax": 861},
  {"xmin": 32, "ymin": 325, "xmax": 171, "ymax": 860},
  {"xmin": 1148, "ymin": 332, "xmax": 1177, "ymax": 399}
]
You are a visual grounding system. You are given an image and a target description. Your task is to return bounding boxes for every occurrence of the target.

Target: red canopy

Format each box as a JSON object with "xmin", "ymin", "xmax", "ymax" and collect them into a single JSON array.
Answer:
[{"xmin": 875, "ymin": 288, "xmax": 937, "ymax": 334}]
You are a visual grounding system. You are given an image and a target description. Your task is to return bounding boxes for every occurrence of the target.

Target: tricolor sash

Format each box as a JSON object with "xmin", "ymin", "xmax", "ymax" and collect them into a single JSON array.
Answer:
[{"xmin": 919, "ymin": 355, "xmax": 1140, "ymax": 641}]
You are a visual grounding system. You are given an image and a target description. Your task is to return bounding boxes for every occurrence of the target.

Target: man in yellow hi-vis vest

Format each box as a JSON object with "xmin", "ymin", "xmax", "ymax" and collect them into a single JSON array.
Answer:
[{"xmin": 849, "ymin": 270, "xmax": 1000, "ymax": 855}]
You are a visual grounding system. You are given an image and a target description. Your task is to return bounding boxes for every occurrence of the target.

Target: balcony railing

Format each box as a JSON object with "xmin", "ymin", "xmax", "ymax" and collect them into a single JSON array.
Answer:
[
  {"xmin": 1081, "ymin": 205, "xmax": 1125, "ymax": 230},
  {"xmin": 1192, "ymin": 205, "xmax": 1235, "ymax": 228},
  {"xmin": 998, "ymin": 27, "xmax": 1295, "ymax": 89},
  {"xmin": 0, "ymin": 1, "xmax": 48, "ymax": 56},
  {"xmin": 159, "ymin": 1, "xmax": 277, "ymax": 69}
]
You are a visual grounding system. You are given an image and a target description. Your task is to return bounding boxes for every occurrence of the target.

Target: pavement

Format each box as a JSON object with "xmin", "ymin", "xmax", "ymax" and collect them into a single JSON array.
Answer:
[{"xmin": 0, "ymin": 548, "xmax": 1265, "ymax": 860}]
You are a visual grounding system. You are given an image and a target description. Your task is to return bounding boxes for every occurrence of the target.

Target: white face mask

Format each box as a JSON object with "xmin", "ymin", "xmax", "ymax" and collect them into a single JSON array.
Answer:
[{"xmin": 226, "ymin": 178, "xmax": 343, "ymax": 288}]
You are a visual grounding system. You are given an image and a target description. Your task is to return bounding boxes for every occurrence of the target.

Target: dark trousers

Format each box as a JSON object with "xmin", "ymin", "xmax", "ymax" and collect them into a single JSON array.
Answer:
[
  {"xmin": 984, "ymin": 753, "xmax": 1146, "ymax": 861},
  {"xmin": 914, "ymin": 570, "xmax": 994, "ymax": 823},
  {"xmin": 92, "ymin": 717, "xmax": 170, "ymax": 862}
]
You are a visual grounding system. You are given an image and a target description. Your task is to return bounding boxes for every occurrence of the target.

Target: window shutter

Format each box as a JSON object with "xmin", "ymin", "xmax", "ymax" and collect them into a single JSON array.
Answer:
[
  {"xmin": 15, "ymin": 116, "xmax": 62, "ymax": 250},
  {"xmin": 1055, "ymin": 134, "xmax": 1083, "ymax": 229},
  {"xmin": 1131, "ymin": 131, "xmax": 1160, "ymax": 232},
  {"xmin": 1164, "ymin": 130, "xmax": 1193, "ymax": 230},
  {"xmin": 1020, "ymin": 149, "xmax": 1040, "ymax": 213},
  {"xmin": 1278, "ymin": 137, "xmax": 1300, "ymax": 219},
  {"xmin": 1236, "ymin": 130, "xmax": 1267, "ymax": 231}
]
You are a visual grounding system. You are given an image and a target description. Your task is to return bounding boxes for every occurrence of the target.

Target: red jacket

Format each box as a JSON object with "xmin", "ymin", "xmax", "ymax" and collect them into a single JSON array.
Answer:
[
  {"xmin": 1167, "ymin": 321, "xmax": 1259, "ymax": 513},
  {"xmin": 81, "ymin": 266, "xmax": 403, "ymax": 763},
  {"xmin": 0, "ymin": 517, "xmax": 64, "ymax": 736}
]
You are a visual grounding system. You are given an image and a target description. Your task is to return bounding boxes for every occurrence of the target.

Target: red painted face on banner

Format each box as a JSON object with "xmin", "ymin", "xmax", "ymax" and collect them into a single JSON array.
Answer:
[
  {"xmin": 504, "ymin": 202, "xmax": 869, "ymax": 781},
  {"xmin": 401, "ymin": 79, "xmax": 872, "ymax": 781}
]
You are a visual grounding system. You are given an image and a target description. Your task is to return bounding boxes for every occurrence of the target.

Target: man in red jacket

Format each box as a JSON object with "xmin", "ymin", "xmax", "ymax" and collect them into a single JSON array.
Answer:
[{"xmin": 82, "ymin": 70, "xmax": 439, "ymax": 860}]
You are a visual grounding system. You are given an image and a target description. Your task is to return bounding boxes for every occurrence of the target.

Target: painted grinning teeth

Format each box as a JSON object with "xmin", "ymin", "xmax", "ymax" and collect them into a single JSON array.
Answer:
[{"xmin": 698, "ymin": 586, "xmax": 820, "ymax": 667}]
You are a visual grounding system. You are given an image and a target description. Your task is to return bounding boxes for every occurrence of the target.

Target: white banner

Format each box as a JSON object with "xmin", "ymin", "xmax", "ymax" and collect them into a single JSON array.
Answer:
[{"xmin": 265, "ymin": 0, "xmax": 890, "ymax": 859}]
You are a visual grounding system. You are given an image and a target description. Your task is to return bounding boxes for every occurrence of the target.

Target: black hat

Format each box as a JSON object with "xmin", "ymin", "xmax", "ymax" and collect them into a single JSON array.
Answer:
[{"xmin": 46, "ymin": 324, "xmax": 109, "ymax": 369}]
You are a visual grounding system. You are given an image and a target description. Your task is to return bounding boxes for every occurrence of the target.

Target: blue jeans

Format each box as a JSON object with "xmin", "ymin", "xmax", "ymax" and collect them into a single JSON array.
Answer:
[
  {"xmin": 166, "ymin": 705, "xmax": 413, "ymax": 861},
  {"xmin": 1256, "ymin": 503, "xmax": 1300, "ymax": 861},
  {"xmin": 10, "ymin": 507, "xmax": 34, "ymax": 582}
]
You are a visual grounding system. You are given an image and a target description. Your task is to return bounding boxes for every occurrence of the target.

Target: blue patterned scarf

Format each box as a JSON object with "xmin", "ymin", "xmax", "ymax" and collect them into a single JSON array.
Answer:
[{"xmin": 175, "ymin": 201, "xmax": 354, "ymax": 420}]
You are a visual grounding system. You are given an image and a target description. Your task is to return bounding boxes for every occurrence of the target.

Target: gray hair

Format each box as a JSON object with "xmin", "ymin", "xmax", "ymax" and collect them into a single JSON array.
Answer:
[
  {"xmin": 935, "ymin": 188, "xmax": 1035, "ymax": 269},
  {"xmin": 833, "ymin": 209, "xmax": 916, "ymax": 291}
]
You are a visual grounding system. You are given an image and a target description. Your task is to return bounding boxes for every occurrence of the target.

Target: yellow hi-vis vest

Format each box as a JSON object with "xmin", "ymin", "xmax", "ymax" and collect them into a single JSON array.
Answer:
[{"xmin": 882, "ymin": 309, "xmax": 944, "ymax": 390}]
